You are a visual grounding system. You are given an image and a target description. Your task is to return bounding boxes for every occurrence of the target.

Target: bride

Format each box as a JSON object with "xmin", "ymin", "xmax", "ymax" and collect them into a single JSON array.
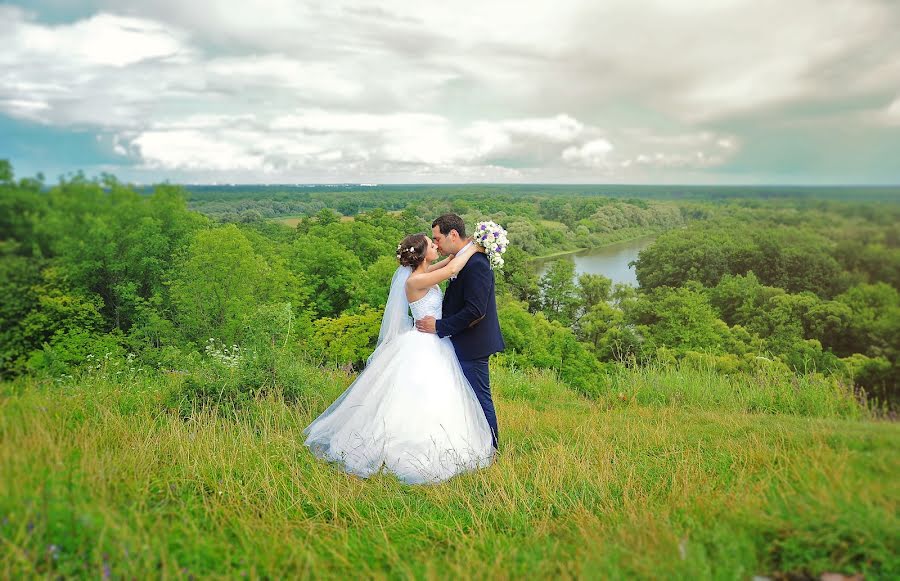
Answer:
[{"xmin": 303, "ymin": 233, "xmax": 495, "ymax": 484}]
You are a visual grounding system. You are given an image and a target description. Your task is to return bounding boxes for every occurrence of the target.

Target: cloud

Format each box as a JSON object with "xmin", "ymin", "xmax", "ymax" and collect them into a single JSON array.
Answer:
[
  {"xmin": 562, "ymin": 139, "xmax": 614, "ymax": 168},
  {"xmin": 2, "ymin": 0, "xmax": 899, "ymax": 183},
  {"xmin": 112, "ymin": 107, "xmax": 737, "ymax": 183},
  {"xmin": 883, "ymin": 96, "xmax": 900, "ymax": 126},
  {"xmin": 0, "ymin": 8, "xmax": 185, "ymax": 67}
]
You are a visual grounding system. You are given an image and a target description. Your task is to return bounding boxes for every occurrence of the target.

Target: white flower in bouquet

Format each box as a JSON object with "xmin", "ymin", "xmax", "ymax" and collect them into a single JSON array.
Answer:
[{"xmin": 472, "ymin": 220, "xmax": 509, "ymax": 271}]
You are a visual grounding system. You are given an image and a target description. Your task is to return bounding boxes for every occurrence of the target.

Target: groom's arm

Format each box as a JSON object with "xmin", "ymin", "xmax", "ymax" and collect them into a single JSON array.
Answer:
[{"xmin": 435, "ymin": 259, "xmax": 492, "ymax": 338}]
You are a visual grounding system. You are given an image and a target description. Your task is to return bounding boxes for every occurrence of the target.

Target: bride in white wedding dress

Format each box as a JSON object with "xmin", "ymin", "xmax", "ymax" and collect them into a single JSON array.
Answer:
[{"xmin": 303, "ymin": 233, "xmax": 494, "ymax": 484}]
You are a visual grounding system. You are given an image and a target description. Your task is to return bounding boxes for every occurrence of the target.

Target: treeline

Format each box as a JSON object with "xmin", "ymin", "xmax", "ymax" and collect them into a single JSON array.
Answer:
[
  {"xmin": 0, "ymin": 161, "xmax": 675, "ymax": 378},
  {"xmin": 181, "ymin": 183, "xmax": 900, "ymax": 223},
  {"xmin": 1, "ymin": 160, "xmax": 897, "ymax": 408}
]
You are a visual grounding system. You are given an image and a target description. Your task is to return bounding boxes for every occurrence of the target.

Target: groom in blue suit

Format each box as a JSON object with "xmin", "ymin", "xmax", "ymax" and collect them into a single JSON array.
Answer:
[{"xmin": 415, "ymin": 213, "xmax": 505, "ymax": 450}]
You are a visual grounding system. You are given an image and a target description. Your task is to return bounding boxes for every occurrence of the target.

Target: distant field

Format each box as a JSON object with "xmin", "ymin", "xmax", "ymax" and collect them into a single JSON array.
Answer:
[
  {"xmin": 274, "ymin": 215, "xmax": 356, "ymax": 227},
  {"xmin": 274, "ymin": 210, "xmax": 402, "ymax": 228}
]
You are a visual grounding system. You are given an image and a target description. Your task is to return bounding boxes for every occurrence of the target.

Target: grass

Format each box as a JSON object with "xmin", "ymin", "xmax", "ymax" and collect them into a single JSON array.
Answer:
[{"xmin": 1, "ymin": 364, "xmax": 897, "ymax": 579}]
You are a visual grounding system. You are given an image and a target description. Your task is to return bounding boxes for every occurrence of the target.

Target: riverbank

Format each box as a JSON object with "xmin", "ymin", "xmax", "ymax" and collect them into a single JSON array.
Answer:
[{"xmin": 529, "ymin": 227, "xmax": 662, "ymax": 263}]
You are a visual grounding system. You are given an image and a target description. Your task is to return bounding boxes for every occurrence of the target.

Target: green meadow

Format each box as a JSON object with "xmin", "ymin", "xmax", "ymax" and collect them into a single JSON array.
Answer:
[{"xmin": 2, "ymin": 362, "xmax": 896, "ymax": 579}]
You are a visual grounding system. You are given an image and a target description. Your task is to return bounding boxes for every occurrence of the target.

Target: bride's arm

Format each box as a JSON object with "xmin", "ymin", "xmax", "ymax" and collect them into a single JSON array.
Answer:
[
  {"xmin": 425, "ymin": 254, "xmax": 454, "ymax": 272},
  {"xmin": 407, "ymin": 243, "xmax": 480, "ymax": 289}
]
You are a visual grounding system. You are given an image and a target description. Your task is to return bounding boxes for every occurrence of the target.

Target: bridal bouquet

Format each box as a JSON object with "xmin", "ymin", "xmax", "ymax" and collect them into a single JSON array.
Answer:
[{"xmin": 472, "ymin": 220, "xmax": 509, "ymax": 270}]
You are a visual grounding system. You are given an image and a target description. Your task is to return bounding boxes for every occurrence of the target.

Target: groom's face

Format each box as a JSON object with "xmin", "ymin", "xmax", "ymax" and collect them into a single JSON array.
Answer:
[{"xmin": 432, "ymin": 225, "xmax": 459, "ymax": 256}]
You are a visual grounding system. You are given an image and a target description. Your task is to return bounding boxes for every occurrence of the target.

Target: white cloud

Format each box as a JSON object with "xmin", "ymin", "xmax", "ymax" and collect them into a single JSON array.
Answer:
[
  {"xmin": 0, "ymin": 8, "xmax": 185, "ymax": 68},
  {"xmin": 131, "ymin": 130, "xmax": 267, "ymax": 171},
  {"xmin": 112, "ymin": 108, "xmax": 737, "ymax": 181},
  {"xmin": 884, "ymin": 96, "xmax": 900, "ymax": 125},
  {"xmin": 206, "ymin": 55, "xmax": 363, "ymax": 100},
  {"xmin": 2, "ymin": 0, "xmax": 898, "ymax": 182},
  {"xmin": 0, "ymin": 98, "xmax": 50, "ymax": 122},
  {"xmin": 562, "ymin": 139, "xmax": 614, "ymax": 168}
]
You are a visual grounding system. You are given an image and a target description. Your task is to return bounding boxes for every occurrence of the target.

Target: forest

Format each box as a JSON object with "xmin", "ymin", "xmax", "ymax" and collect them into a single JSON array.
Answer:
[
  {"xmin": 2, "ymin": 160, "xmax": 897, "ymax": 407},
  {"xmin": 1, "ymin": 159, "xmax": 898, "ymax": 577}
]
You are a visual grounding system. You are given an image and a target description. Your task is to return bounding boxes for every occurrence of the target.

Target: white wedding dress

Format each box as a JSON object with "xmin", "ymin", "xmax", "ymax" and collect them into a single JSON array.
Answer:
[{"xmin": 303, "ymin": 269, "xmax": 494, "ymax": 484}]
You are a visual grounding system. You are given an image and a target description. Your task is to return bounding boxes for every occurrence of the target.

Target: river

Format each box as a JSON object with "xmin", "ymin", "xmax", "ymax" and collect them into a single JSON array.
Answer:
[{"xmin": 532, "ymin": 235, "xmax": 656, "ymax": 286}]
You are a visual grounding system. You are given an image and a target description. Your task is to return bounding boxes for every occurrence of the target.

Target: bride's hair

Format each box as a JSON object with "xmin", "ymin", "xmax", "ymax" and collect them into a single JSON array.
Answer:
[{"xmin": 396, "ymin": 233, "xmax": 428, "ymax": 268}]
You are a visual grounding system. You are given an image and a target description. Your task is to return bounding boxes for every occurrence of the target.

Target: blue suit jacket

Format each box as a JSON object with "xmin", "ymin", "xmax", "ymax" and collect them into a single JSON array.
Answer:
[{"xmin": 435, "ymin": 252, "xmax": 505, "ymax": 361}]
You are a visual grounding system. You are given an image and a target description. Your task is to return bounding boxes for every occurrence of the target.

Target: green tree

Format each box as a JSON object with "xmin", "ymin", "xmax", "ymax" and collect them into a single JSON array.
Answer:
[
  {"xmin": 539, "ymin": 259, "xmax": 581, "ymax": 326},
  {"xmin": 169, "ymin": 225, "xmax": 272, "ymax": 344},
  {"xmin": 628, "ymin": 282, "xmax": 730, "ymax": 355},
  {"xmin": 499, "ymin": 299, "xmax": 607, "ymax": 397},
  {"xmin": 496, "ymin": 246, "xmax": 540, "ymax": 309},
  {"xmin": 292, "ymin": 236, "xmax": 361, "ymax": 317},
  {"xmin": 349, "ymin": 255, "xmax": 399, "ymax": 310},
  {"xmin": 577, "ymin": 273, "xmax": 612, "ymax": 311}
]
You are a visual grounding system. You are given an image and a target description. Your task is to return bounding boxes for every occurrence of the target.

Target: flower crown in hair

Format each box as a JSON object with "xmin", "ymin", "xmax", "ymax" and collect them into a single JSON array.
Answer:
[{"xmin": 395, "ymin": 244, "xmax": 418, "ymax": 260}]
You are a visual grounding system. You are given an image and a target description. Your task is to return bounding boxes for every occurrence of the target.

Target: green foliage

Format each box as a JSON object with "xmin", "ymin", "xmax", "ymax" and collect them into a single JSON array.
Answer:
[
  {"xmin": 835, "ymin": 283, "xmax": 900, "ymax": 402},
  {"xmin": 14, "ymin": 267, "xmax": 115, "ymax": 376},
  {"xmin": 292, "ymin": 235, "xmax": 361, "ymax": 317},
  {"xmin": 169, "ymin": 225, "xmax": 274, "ymax": 344},
  {"xmin": 0, "ymin": 247, "xmax": 44, "ymax": 376},
  {"xmin": 27, "ymin": 330, "xmax": 126, "ymax": 378},
  {"xmin": 348, "ymin": 255, "xmax": 398, "ymax": 310},
  {"xmin": 33, "ymin": 177, "xmax": 207, "ymax": 332},
  {"xmin": 628, "ymin": 282, "xmax": 731, "ymax": 355},
  {"xmin": 0, "ymin": 160, "xmax": 897, "ymax": 406},
  {"xmin": 498, "ymin": 299, "xmax": 607, "ymax": 398},
  {"xmin": 167, "ymin": 305, "xmax": 323, "ymax": 417},
  {"xmin": 495, "ymin": 245, "xmax": 540, "ymax": 309},
  {"xmin": 538, "ymin": 259, "xmax": 580, "ymax": 326},
  {"xmin": 635, "ymin": 221, "xmax": 852, "ymax": 298},
  {"xmin": 577, "ymin": 273, "xmax": 612, "ymax": 311},
  {"xmin": 307, "ymin": 306, "xmax": 382, "ymax": 369}
]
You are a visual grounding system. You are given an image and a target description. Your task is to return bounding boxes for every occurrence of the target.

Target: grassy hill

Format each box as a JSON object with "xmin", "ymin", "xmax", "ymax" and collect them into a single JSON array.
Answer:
[{"xmin": 1, "ymin": 364, "xmax": 897, "ymax": 579}]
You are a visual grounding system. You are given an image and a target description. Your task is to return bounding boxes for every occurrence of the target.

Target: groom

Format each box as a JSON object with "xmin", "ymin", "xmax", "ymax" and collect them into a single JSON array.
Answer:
[{"xmin": 415, "ymin": 213, "xmax": 505, "ymax": 450}]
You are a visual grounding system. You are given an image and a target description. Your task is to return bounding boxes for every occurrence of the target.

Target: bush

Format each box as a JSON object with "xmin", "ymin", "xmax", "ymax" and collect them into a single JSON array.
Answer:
[
  {"xmin": 26, "ymin": 329, "xmax": 125, "ymax": 377},
  {"xmin": 164, "ymin": 338, "xmax": 352, "ymax": 418}
]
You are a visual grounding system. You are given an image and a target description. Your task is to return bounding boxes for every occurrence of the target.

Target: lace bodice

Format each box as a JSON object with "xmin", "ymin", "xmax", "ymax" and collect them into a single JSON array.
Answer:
[{"xmin": 409, "ymin": 286, "xmax": 443, "ymax": 320}]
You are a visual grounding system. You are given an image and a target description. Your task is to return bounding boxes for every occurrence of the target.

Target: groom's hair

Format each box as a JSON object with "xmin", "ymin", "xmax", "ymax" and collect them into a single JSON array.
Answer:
[{"xmin": 432, "ymin": 213, "xmax": 466, "ymax": 238}]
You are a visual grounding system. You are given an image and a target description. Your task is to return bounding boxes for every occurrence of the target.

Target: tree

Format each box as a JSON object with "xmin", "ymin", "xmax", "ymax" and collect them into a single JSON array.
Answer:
[
  {"xmin": 577, "ymin": 273, "xmax": 612, "ymax": 311},
  {"xmin": 292, "ymin": 236, "xmax": 361, "ymax": 317},
  {"xmin": 496, "ymin": 246, "xmax": 540, "ymax": 309},
  {"xmin": 498, "ymin": 299, "xmax": 607, "ymax": 397},
  {"xmin": 709, "ymin": 272, "xmax": 783, "ymax": 327},
  {"xmin": 539, "ymin": 259, "xmax": 581, "ymax": 326},
  {"xmin": 0, "ymin": 159, "xmax": 12, "ymax": 184},
  {"xmin": 349, "ymin": 255, "xmax": 398, "ymax": 310},
  {"xmin": 169, "ymin": 225, "xmax": 272, "ymax": 344},
  {"xmin": 315, "ymin": 208, "xmax": 340, "ymax": 226},
  {"xmin": 628, "ymin": 282, "xmax": 730, "ymax": 355}
]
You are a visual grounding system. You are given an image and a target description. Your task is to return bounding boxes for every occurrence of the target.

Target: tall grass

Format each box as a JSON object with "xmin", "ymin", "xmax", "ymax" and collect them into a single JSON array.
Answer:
[
  {"xmin": 1, "ymin": 363, "xmax": 896, "ymax": 578},
  {"xmin": 600, "ymin": 360, "xmax": 867, "ymax": 420}
]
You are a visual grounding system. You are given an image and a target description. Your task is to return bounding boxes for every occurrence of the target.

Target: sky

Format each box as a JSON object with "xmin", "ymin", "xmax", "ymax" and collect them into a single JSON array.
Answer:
[{"xmin": 1, "ymin": 0, "xmax": 899, "ymax": 185}]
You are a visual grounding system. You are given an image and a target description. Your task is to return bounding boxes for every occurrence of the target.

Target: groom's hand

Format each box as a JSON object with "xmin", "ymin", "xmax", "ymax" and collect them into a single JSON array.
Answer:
[{"xmin": 415, "ymin": 316, "xmax": 437, "ymax": 334}]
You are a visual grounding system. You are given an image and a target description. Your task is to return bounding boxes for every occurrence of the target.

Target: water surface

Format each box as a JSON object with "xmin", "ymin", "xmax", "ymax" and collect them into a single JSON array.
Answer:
[{"xmin": 533, "ymin": 236, "xmax": 656, "ymax": 287}]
